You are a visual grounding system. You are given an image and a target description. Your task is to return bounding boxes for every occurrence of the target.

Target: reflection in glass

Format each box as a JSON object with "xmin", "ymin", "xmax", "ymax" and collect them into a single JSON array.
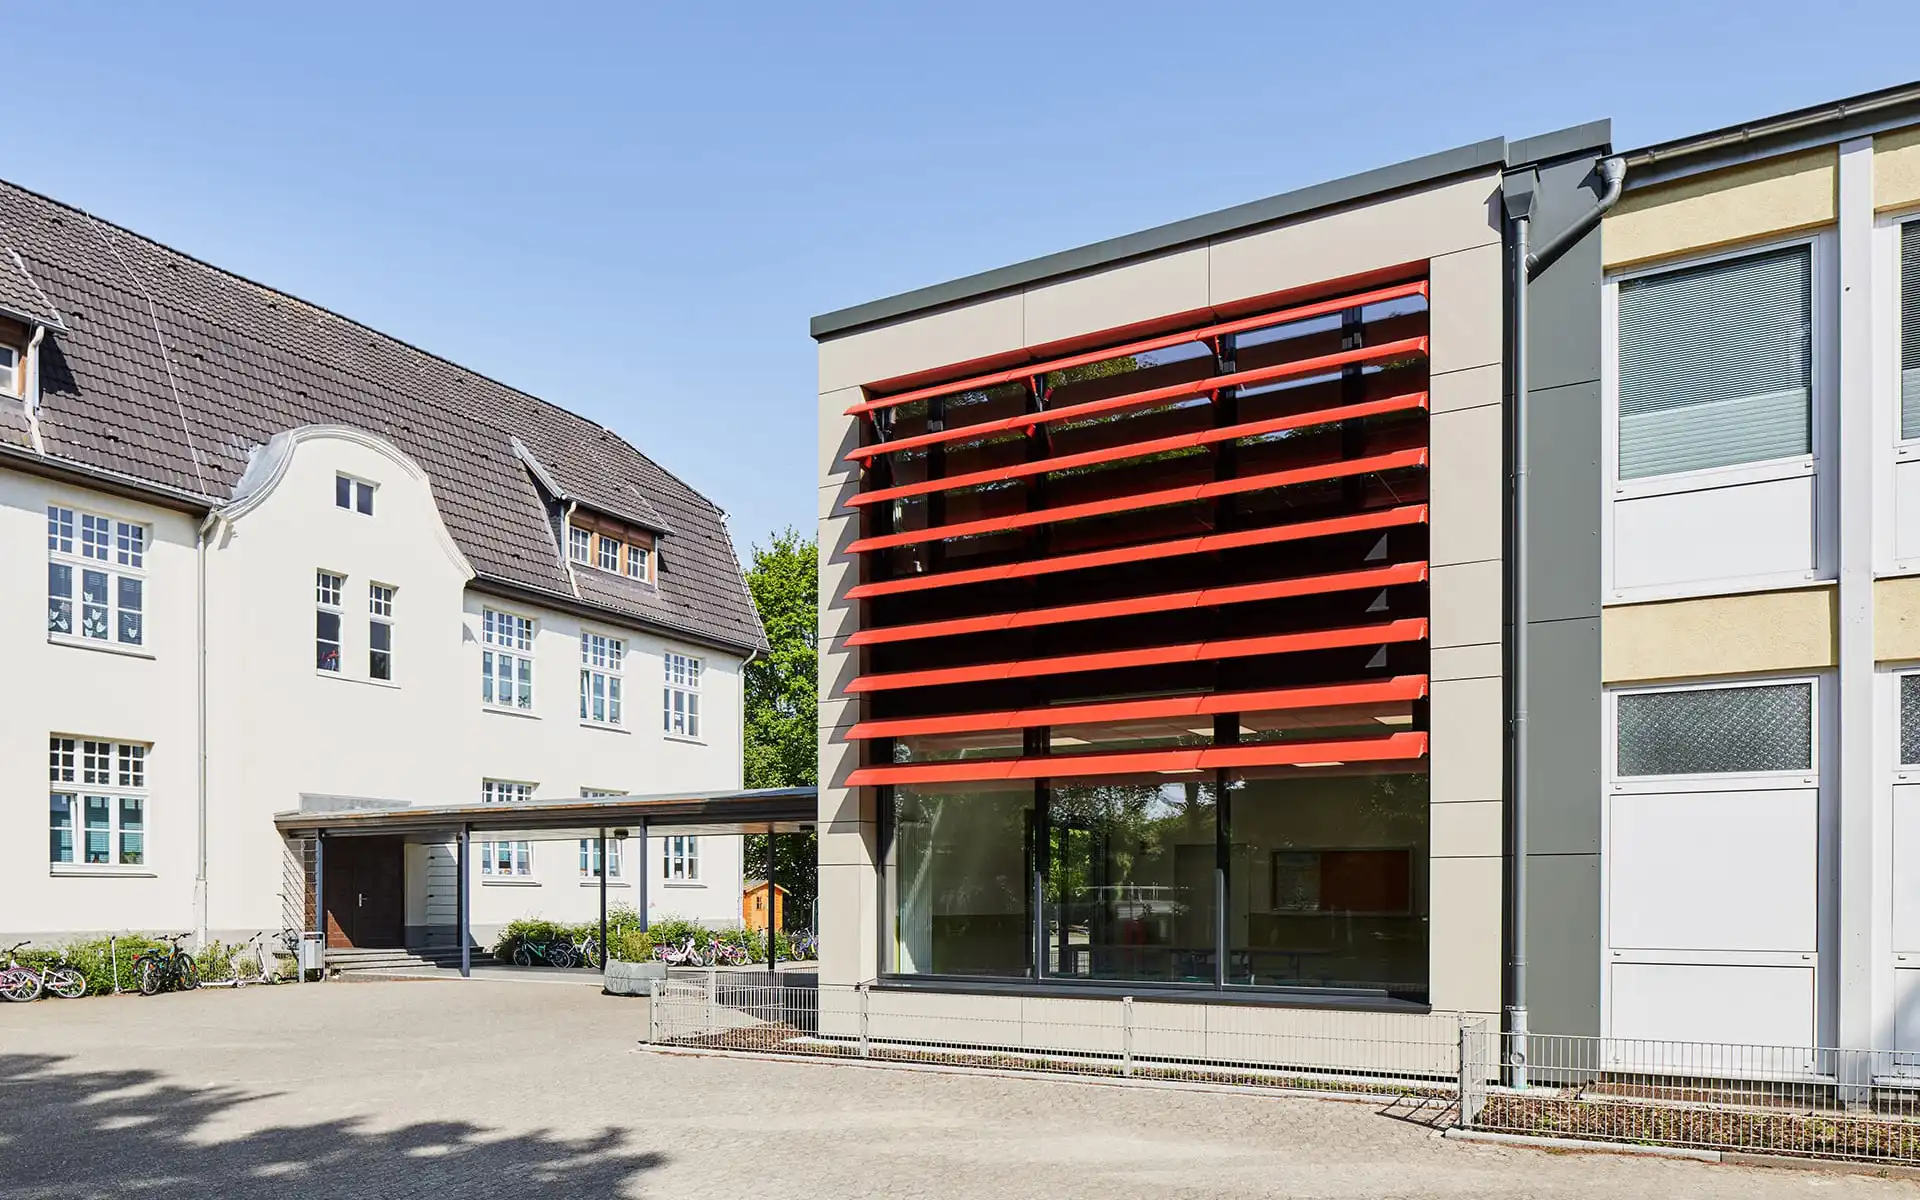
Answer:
[
  {"xmin": 888, "ymin": 782, "xmax": 1033, "ymax": 977},
  {"xmin": 1045, "ymin": 777, "xmax": 1216, "ymax": 984},
  {"xmin": 1225, "ymin": 769, "xmax": 1427, "ymax": 1001}
]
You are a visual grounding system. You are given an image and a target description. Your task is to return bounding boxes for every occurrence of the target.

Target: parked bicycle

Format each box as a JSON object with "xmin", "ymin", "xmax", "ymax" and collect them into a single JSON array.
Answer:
[
  {"xmin": 0, "ymin": 942, "xmax": 87, "ymax": 1001},
  {"xmin": 133, "ymin": 934, "xmax": 199, "ymax": 995},
  {"xmin": 511, "ymin": 937, "xmax": 577, "ymax": 968},
  {"xmin": 788, "ymin": 931, "xmax": 819, "ymax": 961},
  {"xmin": 654, "ymin": 936, "xmax": 705, "ymax": 967},
  {"xmin": 707, "ymin": 939, "xmax": 751, "ymax": 967},
  {"xmin": 572, "ymin": 933, "xmax": 601, "ymax": 969},
  {"xmin": 200, "ymin": 932, "xmax": 278, "ymax": 988}
]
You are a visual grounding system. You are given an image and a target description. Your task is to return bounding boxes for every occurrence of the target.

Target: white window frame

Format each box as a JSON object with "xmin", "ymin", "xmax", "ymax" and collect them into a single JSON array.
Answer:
[
  {"xmin": 47, "ymin": 505, "xmax": 148, "ymax": 650},
  {"xmin": 626, "ymin": 543, "xmax": 651, "ymax": 581},
  {"xmin": 1605, "ymin": 675, "xmax": 1822, "ymax": 796},
  {"xmin": 597, "ymin": 534, "xmax": 622, "ymax": 573},
  {"xmin": 0, "ymin": 343, "xmax": 19, "ymax": 396},
  {"xmin": 481, "ymin": 608, "xmax": 536, "ymax": 712},
  {"xmin": 1601, "ymin": 231, "xmax": 1839, "ymax": 603},
  {"xmin": 315, "ymin": 570, "xmax": 345, "ymax": 674},
  {"xmin": 663, "ymin": 650, "xmax": 703, "ymax": 740},
  {"xmin": 1875, "ymin": 205, "xmax": 1920, "ymax": 574},
  {"xmin": 334, "ymin": 472, "xmax": 375, "ymax": 516},
  {"xmin": 662, "ymin": 835, "xmax": 701, "ymax": 883},
  {"xmin": 579, "ymin": 631, "xmax": 626, "ymax": 727},
  {"xmin": 368, "ymin": 583, "xmax": 395, "ymax": 682},
  {"xmin": 568, "ymin": 525, "xmax": 591, "ymax": 565},
  {"xmin": 49, "ymin": 736, "xmax": 149, "ymax": 873},
  {"xmin": 579, "ymin": 839, "xmax": 622, "ymax": 879},
  {"xmin": 479, "ymin": 779, "xmax": 536, "ymax": 879}
]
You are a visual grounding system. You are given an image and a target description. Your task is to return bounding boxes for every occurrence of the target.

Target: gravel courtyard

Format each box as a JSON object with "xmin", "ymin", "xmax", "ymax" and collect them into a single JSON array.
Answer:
[{"xmin": 0, "ymin": 978, "xmax": 1912, "ymax": 1199}]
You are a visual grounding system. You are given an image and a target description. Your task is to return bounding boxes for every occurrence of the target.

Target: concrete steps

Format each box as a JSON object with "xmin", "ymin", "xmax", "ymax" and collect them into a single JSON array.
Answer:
[{"xmin": 325, "ymin": 946, "xmax": 495, "ymax": 976}]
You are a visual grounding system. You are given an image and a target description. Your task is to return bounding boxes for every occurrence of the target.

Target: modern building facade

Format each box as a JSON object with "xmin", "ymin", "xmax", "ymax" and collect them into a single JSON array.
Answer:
[
  {"xmin": 0, "ymin": 177, "xmax": 764, "ymax": 952},
  {"xmin": 812, "ymin": 79, "xmax": 1920, "ymax": 1063}
]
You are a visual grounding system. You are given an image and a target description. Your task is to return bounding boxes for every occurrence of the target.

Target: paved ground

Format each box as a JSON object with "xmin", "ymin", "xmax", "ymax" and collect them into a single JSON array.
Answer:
[{"xmin": 0, "ymin": 980, "xmax": 1913, "ymax": 1199}]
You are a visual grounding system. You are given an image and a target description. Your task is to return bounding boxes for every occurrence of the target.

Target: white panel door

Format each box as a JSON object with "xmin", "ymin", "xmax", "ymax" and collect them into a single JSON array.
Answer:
[
  {"xmin": 1608, "ymin": 789, "xmax": 1817, "ymax": 952},
  {"xmin": 1896, "ymin": 968, "xmax": 1920, "ymax": 1060},
  {"xmin": 1893, "ymin": 784, "xmax": 1920, "ymax": 953},
  {"xmin": 1612, "ymin": 475, "xmax": 1815, "ymax": 593}
]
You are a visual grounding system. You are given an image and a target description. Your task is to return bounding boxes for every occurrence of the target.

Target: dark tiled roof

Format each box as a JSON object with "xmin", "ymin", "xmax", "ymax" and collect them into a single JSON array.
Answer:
[{"xmin": 0, "ymin": 180, "xmax": 766, "ymax": 655}]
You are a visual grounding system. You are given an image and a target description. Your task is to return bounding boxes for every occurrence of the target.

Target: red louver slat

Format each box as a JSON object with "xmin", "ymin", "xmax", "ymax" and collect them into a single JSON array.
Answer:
[
  {"xmin": 843, "ymin": 732, "xmax": 1429, "ymax": 786},
  {"xmin": 844, "ymin": 618, "xmax": 1428, "ymax": 694},
  {"xmin": 844, "ymin": 336, "xmax": 1429, "ymax": 464},
  {"xmin": 846, "ymin": 447, "xmax": 1427, "ymax": 554},
  {"xmin": 845, "ymin": 562, "xmax": 1427, "ymax": 647},
  {"xmin": 845, "ymin": 675, "xmax": 1430, "ymax": 740},
  {"xmin": 844, "ymin": 505, "xmax": 1428, "ymax": 600},
  {"xmin": 846, "ymin": 391, "xmax": 1428, "ymax": 510},
  {"xmin": 844, "ymin": 280, "xmax": 1430, "ymax": 417}
]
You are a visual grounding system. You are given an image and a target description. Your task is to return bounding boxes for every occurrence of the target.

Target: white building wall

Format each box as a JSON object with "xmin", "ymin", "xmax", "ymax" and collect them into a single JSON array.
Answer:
[{"xmin": 2, "ymin": 425, "xmax": 748, "ymax": 947}]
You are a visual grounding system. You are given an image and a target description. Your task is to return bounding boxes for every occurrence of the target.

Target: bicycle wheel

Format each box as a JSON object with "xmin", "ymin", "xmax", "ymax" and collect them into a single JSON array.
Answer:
[
  {"xmin": 176, "ymin": 954, "xmax": 199, "ymax": 990},
  {"xmin": 512, "ymin": 945, "xmax": 534, "ymax": 967},
  {"xmin": 136, "ymin": 957, "xmax": 162, "ymax": 996},
  {"xmin": 0, "ymin": 969, "xmax": 41, "ymax": 1002},
  {"xmin": 552, "ymin": 946, "xmax": 578, "ymax": 969},
  {"xmin": 45, "ymin": 968, "xmax": 86, "ymax": 999}
]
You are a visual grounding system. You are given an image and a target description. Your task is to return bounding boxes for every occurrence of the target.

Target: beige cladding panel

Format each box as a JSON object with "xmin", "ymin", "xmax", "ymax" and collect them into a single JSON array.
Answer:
[
  {"xmin": 1876, "ymin": 126, "xmax": 1920, "ymax": 213},
  {"xmin": 1207, "ymin": 172, "xmax": 1501, "ymax": 308},
  {"xmin": 817, "ymin": 291, "xmax": 1025, "ymax": 396},
  {"xmin": 1426, "ymin": 243, "xmax": 1504, "ymax": 376},
  {"xmin": 1876, "ymin": 576, "xmax": 1920, "ymax": 662},
  {"xmin": 1021, "ymin": 246, "xmax": 1209, "ymax": 349},
  {"xmin": 1427, "ymin": 855, "xmax": 1502, "ymax": 1015},
  {"xmin": 1601, "ymin": 586, "xmax": 1837, "ymax": 683},
  {"xmin": 1602, "ymin": 148, "xmax": 1836, "ymax": 271}
]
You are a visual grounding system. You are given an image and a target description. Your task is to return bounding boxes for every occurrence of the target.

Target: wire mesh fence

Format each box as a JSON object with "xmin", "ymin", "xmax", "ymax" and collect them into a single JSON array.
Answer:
[{"xmin": 644, "ymin": 979, "xmax": 1920, "ymax": 1165}]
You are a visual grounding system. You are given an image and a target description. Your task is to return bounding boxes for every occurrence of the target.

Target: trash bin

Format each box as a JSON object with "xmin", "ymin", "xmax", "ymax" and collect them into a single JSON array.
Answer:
[{"xmin": 297, "ymin": 933, "xmax": 326, "ymax": 980}]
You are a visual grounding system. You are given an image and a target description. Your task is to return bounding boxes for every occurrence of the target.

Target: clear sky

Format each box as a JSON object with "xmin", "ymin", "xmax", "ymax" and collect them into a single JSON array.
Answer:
[{"xmin": 5, "ymin": 3, "xmax": 1913, "ymax": 557}]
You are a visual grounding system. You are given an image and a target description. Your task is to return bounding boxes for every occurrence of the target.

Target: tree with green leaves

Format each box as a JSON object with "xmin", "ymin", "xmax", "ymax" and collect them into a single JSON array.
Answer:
[{"xmin": 741, "ymin": 527, "xmax": 818, "ymax": 929}]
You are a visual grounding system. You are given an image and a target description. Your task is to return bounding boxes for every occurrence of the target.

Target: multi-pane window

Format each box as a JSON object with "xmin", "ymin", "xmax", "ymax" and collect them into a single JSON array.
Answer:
[
  {"xmin": 49, "ymin": 736, "xmax": 147, "ymax": 867},
  {"xmin": 334, "ymin": 474, "xmax": 374, "ymax": 516},
  {"xmin": 479, "ymin": 779, "xmax": 535, "ymax": 877},
  {"xmin": 1901, "ymin": 221, "xmax": 1920, "ymax": 440},
  {"xmin": 580, "ymin": 839, "xmax": 622, "ymax": 878},
  {"xmin": 580, "ymin": 633, "xmax": 625, "ymax": 725},
  {"xmin": 47, "ymin": 506, "xmax": 146, "ymax": 646},
  {"xmin": 664, "ymin": 651, "xmax": 702, "ymax": 738},
  {"xmin": 626, "ymin": 545, "xmax": 650, "ymax": 580},
  {"xmin": 0, "ymin": 343, "xmax": 18, "ymax": 395},
  {"xmin": 663, "ymin": 835, "xmax": 700, "ymax": 881},
  {"xmin": 569, "ymin": 521, "xmax": 651, "ymax": 580},
  {"xmin": 569, "ymin": 525, "xmax": 591, "ymax": 564},
  {"xmin": 368, "ymin": 584, "xmax": 394, "ymax": 681},
  {"xmin": 598, "ymin": 535, "xmax": 622, "ymax": 572},
  {"xmin": 1615, "ymin": 682, "xmax": 1814, "ymax": 777},
  {"xmin": 481, "ymin": 610, "xmax": 534, "ymax": 709},
  {"xmin": 1616, "ymin": 244, "xmax": 1813, "ymax": 480},
  {"xmin": 315, "ymin": 571, "xmax": 344, "ymax": 672}
]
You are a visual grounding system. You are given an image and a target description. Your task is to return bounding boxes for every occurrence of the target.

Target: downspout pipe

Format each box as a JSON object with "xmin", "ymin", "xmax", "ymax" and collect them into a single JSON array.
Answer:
[
  {"xmin": 196, "ymin": 510, "xmax": 218, "ymax": 949},
  {"xmin": 1502, "ymin": 155, "xmax": 1625, "ymax": 1083}
]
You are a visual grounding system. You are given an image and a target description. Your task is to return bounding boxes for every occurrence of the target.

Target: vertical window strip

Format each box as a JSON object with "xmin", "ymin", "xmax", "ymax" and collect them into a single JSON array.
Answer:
[
  {"xmin": 1902, "ymin": 221, "xmax": 1920, "ymax": 441},
  {"xmin": 579, "ymin": 632, "xmax": 625, "ymax": 725},
  {"xmin": 49, "ymin": 734, "xmax": 148, "ymax": 866},
  {"xmin": 481, "ymin": 610, "xmax": 534, "ymax": 709},
  {"xmin": 663, "ymin": 652, "xmax": 703, "ymax": 738},
  {"xmin": 369, "ymin": 584, "xmax": 394, "ymax": 681},
  {"xmin": 316, "ymin": 571, "xmax": 344, "ymax": 673}
]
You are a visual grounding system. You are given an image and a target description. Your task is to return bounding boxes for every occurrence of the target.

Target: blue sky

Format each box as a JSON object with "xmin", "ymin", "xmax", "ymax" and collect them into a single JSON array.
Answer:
[{"xmin": 6, "ymin": 3, "xmax": 1913, "ymax": 557}]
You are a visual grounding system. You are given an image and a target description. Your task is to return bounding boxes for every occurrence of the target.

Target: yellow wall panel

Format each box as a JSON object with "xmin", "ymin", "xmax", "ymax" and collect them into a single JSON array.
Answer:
[
  {"xmin": 1603, "ymin": 149, "xmax": 1836, "ymax": 270},
  {"xmin": 1603, "ymin": 586, "xmax": 1836, "ymax": 683},
  {"xmin": 1876, "ymin": 126, "xmax": 1920, "ymax": 213},
  {"xmin": 1876, "ymin": 577, "xmax": 1920, "ymax": 662}
]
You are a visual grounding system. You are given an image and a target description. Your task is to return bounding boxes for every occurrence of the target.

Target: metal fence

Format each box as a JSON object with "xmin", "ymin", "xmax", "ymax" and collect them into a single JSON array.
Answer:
[{"xmin": 644, "ymin": 979, "xmax": 1920, "ymax": 1166}]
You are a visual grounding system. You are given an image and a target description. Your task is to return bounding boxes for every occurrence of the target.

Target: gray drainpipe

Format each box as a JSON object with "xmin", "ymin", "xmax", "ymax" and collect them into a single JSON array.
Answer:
[
  {"xmin": 196, "ymin": 511, "xmax": 218, "ymax": 949},
  {"xmin": 1501, "ymin": 155, "xmax": 1626, "ymax": 1085}
]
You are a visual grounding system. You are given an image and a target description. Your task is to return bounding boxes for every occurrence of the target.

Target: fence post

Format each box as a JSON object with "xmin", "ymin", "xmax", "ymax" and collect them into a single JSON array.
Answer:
[
  {"xmin": 647, "ymin": 979, "xmax": 661, "ymax": 1044},
  {"xmin": 705, "ymin": 967, "xmax": 717, "ymax": 1036},
  {"xmin": 1122, "ymin": 996, "xmax": 1135, "ymax": 1077},
  {"xmin": 1457, "ymin": 1019, "xmax": 1486, "ymax": 1129},
  {"xmin": 858, "ymin": 983, "xmax": 870, "ymax": 1058}
]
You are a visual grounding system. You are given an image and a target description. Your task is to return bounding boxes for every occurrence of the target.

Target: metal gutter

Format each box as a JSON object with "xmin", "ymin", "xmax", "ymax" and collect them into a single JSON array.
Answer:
[
  {"xmin": 274, "ymin": 786, "xmax": 819, "ymax": 838},
  {"xmin": 1622, "ymin": 78, "xmax": 1920, "ymax": 181},
  {"xmin": 465, "ymin": 574, "xmax": 768, "ymax": 658},
  {"xmin": 0, "ymin": 439, "xmax": 216, "ymax": 511}
]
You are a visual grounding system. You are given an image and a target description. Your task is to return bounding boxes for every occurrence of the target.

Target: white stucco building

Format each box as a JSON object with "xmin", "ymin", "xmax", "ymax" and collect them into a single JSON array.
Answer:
[{"xmin": 0, "ymin": 176, "xmax": 766, "ymax": 957}]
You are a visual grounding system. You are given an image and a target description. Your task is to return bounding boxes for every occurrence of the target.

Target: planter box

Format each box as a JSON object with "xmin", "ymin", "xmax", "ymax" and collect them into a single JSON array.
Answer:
[{"xmin": 603, "ymin": 959, "xmax": 667, "ymax": 997}]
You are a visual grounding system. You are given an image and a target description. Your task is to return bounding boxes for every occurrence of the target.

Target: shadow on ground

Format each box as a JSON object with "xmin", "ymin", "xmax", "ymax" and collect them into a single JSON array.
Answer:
[{"xmin": 0, "ymin": 1053, "xmax": 662, "ymax": 1198}]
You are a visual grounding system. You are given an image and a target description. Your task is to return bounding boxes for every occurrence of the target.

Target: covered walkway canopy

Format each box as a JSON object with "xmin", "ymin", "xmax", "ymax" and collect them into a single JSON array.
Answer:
[{"xmin": 273, "ymin": 786, "xmax": 817, "ymax": 977}]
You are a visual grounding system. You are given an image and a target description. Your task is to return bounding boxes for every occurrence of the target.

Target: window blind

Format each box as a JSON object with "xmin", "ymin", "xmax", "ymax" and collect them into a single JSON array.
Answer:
[
  {"xmin": 1617, "ymin": 245, "xmax": 1812, "ymax": 480},
  {"xmin": 1903, "ymin": 221, "xmax": 1920, "ymax": 441}
]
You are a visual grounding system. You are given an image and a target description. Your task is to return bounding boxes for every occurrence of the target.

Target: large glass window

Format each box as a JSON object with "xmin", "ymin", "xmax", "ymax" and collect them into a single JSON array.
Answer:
[
  {"xmin": 1043, "ymin": 778, "xmax": 1218, "ymax": 985},
  {"xmin": 1224, "ymin": 769, "xmax": 1427, "ymax": 997},
  {"xmin": 49, "ymin": 735, "xmax": 148, "ymax": 867},
  {"xmin": 481, "ymin": 610, "xmax": 535, "ymax": 710},
  {"xmin": 48, "ymin": 506, "xmax": 146, "ymax": 647},
  {"xmin": 888, "ymin": 782, "xmax": 1034, "ymax": 978},
  {"xmin": 1616, "ymin": 244, "xmax": 1812, "ymax": 479}
]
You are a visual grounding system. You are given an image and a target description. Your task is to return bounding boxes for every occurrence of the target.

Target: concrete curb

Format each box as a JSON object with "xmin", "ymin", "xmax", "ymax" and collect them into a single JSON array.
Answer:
[{"xmin": 1441, "ymin": 1127, "xmax": 1721, "ymax": 1162}]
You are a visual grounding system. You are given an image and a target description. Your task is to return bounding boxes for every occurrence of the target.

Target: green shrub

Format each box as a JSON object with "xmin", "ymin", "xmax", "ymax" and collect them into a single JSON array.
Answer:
[
  {"xmin": 14, "ymin": 935, "xmax": 164, "ymax": 996},
  {"xmin": 196, "ymin": 939, "xmax": 236, "ymax": 983},
  {"xmin": 609, "ymin": 929, "xmax": 654, "ymax": 962},
  {"xmin": 645, "ymin": 916, "xmax": 704, "ymax": 952}
]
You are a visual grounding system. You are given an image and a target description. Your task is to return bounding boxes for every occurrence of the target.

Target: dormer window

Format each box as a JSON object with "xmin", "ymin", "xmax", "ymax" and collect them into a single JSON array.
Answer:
[
  {"xmin": 567, "ymin": 516, "xmax": 655, "ymax": 583},
  {"xmin": 0, "ymin": 343, "xmax": 18, "ymax": 396},
  {"xmin": 334, "ymin": 473, "xmax": 374, "ymax": 516}
]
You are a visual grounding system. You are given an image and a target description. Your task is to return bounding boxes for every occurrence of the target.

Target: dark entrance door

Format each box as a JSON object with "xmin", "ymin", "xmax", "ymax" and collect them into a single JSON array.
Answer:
[{"xmin": 323, "ymin": 836, "xmax": 406, "ymax": 949}]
